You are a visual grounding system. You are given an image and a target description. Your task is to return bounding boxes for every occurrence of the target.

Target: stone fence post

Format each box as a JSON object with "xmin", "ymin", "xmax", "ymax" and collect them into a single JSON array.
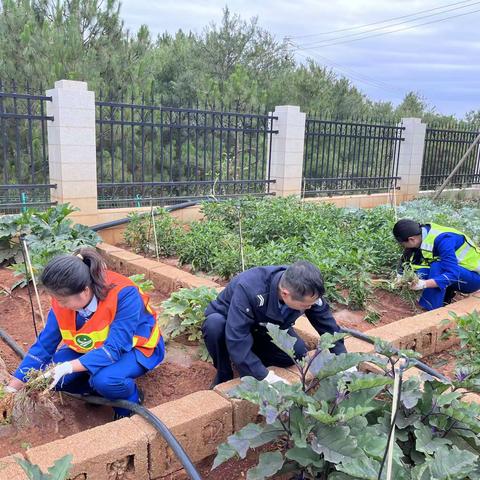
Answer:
[
  {"xmin": 269, "ymin": 106, "xmax": 306, "ymax": 197},
  {"xmin": 396, "ymin": 117, "xmax": 427, "ymax": 201},
  {"xmin": 46, "ymin": 80, "xmax": 98, "ymax": 225}
]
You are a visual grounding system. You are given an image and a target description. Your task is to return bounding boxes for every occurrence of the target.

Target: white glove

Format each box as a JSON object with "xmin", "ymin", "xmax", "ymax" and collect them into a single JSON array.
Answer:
[
  {"xmin": 264, "ymin": 370, "xmax": 290, "ymax": 385},
  {"xmin": 5, "ymin": 385, "xmax": 17, "ymax": 393},
  {"xmin": 43, "ymin": 362, "xmax": 73, "ymax": 390},
  {"xmin": 410, "ymin": 279, "xmax": 427, "ymax": 291},
  {"xmin": 345, "ymin": 366, "xmax": 357, "ymax": 374}
]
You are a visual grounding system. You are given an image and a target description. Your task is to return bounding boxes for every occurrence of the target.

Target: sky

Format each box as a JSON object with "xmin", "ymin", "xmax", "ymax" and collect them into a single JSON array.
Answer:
[{"xmin": 120, "ymin": 0, "xmax": 480, "ymax": 118}]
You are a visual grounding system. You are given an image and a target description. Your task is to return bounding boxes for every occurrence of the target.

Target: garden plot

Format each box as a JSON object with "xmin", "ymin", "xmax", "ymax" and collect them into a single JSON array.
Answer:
[
  {"xmin": 120, "ymin": 197, "xmax": 480, "ymax": 331},
  {"xmin": 0, "ymin": 267, "xmax": 215, "ymax": 457}
]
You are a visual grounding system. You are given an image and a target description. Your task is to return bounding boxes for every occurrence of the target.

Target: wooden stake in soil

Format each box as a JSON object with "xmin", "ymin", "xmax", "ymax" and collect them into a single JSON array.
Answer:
[{"xmin": 20, "ymin": 236, "xmax": 45, "ymax": 327}]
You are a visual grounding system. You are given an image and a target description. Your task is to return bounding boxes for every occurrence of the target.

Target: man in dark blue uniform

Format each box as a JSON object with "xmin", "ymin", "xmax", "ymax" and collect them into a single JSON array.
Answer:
[{"xmin": 202, "ymin": 261, "xmax": 346, "ymax": 387}]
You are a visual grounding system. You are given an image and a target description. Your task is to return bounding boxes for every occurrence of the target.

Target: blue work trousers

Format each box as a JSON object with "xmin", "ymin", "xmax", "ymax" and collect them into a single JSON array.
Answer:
[
  {"xmin": 202, "ymin": 312, "xmax": 308, "ymax": 383},
  {"xmin": 416, "ymin": 261, "xmax": 480, "ymax": 310},
  {"xmin": 52, "ymin": 339, "xmax": 164, "ymax": 416}
]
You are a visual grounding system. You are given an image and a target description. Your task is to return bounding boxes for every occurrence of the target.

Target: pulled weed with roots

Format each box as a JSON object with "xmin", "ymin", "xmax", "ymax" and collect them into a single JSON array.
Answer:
[{"xmin": 8, "ymin": 367, "xmax": 63, "ymax": 429}]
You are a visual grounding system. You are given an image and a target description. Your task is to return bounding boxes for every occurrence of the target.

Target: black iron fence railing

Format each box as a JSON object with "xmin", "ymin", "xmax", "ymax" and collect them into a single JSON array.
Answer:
[
  {"xmin": 303, "ymin": 117, "xmax": 404, "ymax": 197},
  {"xmin": 420, "ymin": 125, "xmax": 480, "ymax": 190},
  {"xmin": 0, "ymin": 81, "xmax": 54, "ymax": 213},
  {"xmin": 96, "ymin": 96, "xmax": 278, "ymax": 208}
]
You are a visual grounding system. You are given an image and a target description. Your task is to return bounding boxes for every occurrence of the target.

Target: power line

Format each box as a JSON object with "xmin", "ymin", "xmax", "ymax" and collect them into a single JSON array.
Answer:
[
  {"xmin": 293, "ymin": 7, "xmax": 480, "ymax": 49},
  {"xmin": 294, "ymin": 1, "xmax": 480, "ymax": 48},
  {"xmin": 289, "ymin": 0, "xmax": 476, "ymax": 39},
  {"xmin": 294, "ymin": 50, "xmax": 405, "ymax": 97}
]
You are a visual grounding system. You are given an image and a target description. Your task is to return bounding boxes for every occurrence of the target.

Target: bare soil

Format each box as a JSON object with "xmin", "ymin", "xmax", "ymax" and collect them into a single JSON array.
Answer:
[
  {"xmin": 0, "ymin": 267, "xmax": 216, "ymax": 457},
  {"xmin": 421, "ymin": 350, "xmax": 458, "ymax": 380}
]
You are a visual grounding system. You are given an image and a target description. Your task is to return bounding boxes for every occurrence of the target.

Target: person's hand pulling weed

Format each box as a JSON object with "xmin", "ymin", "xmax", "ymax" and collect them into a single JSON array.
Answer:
[{"xmin": 42, "ymin": 362, "xmax": 73, "ymax": 390}]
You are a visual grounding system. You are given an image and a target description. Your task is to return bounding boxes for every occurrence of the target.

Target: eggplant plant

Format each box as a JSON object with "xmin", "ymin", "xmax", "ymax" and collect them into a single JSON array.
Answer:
[{"xmin": 213, "ymin": 326, "xmax": 480, "ymax": 479}]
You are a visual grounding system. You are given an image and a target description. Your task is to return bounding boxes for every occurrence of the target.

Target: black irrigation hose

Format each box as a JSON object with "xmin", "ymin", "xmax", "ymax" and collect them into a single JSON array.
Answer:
[
  {"xmin": 64, "ymin": 392, "xmax": 202, "ymax": 480},
  {"xmin": 0, "ymin": 333, "xmax": 203, "ymax": 480},
  {"xmin": 0, "ymin": 326, "xmax": 27, "ymax": 360},
  {"xmin": 91, "ymin": 199, "xmax": 203, "ymax": 231},
  {"xmin": 340, "ymin": 326, "xmax": 451, "ymax": 383}
]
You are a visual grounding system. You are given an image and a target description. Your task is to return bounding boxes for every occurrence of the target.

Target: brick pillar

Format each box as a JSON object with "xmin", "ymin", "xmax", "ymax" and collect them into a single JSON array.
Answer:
[
  {"xmin": 47, "ymin": 80, "xmax": 97, "ymax": 225},
  {"xmin": 397, "ymin": 117, "xmax": 427, "ymax": 201},
  {"xmin": 269, "ymin": 105, "xmax": 306, "ymax": 197}
]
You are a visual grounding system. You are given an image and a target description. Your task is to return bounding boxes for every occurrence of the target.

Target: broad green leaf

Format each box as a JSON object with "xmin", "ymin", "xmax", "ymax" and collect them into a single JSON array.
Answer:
[
  {"xmin": 16, "ymin": 457, "xmax": 48, "ymax": 480},
  {"xmin": 435, "ymin": 391, "xmax": 462, "ymax": 407},
  {"xmin": 401, "ymin": 378, "xmax": 423, "ymax": 409},
  {"xmin": 311, "ymin": 424, "xmax": 360, "ymax": 463},
  {"xmin": 212, "ymin": 442, "xmax": 238, "ymax": 469},
  {"xmin": 228, "ymin": 423, "xmax": 265, "ymax": 458},
  {"xmin": 285, "ymin": 446, "xmax": 325, "ymax": 468},
  {"xmin": 266, "ymin": 323, "xmax": 296, "ymax": 359},
  {"xmin": 317, "ymin": 332, "xmax": 348, "ymax": 351},
  {"xmin": 414, "ymin": 422, "xmax": 452, "ymax": 454},
  {"xmin": 336, "ymin": 456, "xmax": 380, "ymax": 480},
  {"xmin": 346, "ymin": 374, "xmax": 393, "ymax": 393},
  {"xmin": 246, "ymin": 451, "xmax": 284, "ymax": 480},
  {"xmin": 428, "ymin": 446, "xmax": 478, "ymax": 479},
  {"xmin": 48, "ymin": 455, "xmax": 72, "ymax": 480}
]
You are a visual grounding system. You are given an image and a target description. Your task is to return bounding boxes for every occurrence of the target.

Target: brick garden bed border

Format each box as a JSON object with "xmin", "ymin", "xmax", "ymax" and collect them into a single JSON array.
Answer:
[{"xmin": 0, "ymin": 242, "xmax": 479, "ymax": 480}]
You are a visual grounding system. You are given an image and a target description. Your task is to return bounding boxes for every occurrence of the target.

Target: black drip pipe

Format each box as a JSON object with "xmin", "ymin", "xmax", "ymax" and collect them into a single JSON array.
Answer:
[
  {"xmin": 340, "ymin": 327, "xmax": 451, "ymax": 383},
  {"xmin": 0, "ymin": 326, "xmax": 28, "ymax": 360},
  {"xmin": 91, "ymin": 200, "xmax": 202, "ymax": 232},
  {"xmin": 64, "ymin": 393, "xmax": 202, "ymax": 480},
  {"xmin": 0, "ymin": 328, "xmax": 202, "ymax": 480}
]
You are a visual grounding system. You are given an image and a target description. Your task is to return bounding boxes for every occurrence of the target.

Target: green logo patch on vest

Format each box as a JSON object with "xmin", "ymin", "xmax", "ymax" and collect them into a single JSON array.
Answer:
[{"xmin": 74, "ymin": 334, "xmax": 94, "ymax": 350}]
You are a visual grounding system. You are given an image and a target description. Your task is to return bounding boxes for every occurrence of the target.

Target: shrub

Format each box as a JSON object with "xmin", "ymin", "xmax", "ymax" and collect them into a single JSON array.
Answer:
[
  {"xmin": 123, "ymin": 208, "xmax": 184, "ymax": 257},
  {"xmin": 177, "ymin": 220, "xmax": 231, "ymax": 273}
]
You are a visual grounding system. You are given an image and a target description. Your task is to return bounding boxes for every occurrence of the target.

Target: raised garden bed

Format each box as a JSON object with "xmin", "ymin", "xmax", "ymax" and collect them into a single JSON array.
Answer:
[
  {"xmin": 1, "ymin": 245, "xmax": 480, "ymax": 479},
  {"xmin": 0, "ymin": 267, "xmax": 215, "ymax": 458}
]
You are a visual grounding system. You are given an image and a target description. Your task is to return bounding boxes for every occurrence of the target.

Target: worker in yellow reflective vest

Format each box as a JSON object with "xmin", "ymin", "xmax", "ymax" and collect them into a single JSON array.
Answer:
[
  {"xmin": 6, "ymin": 248, "xmax": 164, "ymax": 420},
  {"xmin": 393, "ymin": 219, "xmax": 480, "ymax": 310}
]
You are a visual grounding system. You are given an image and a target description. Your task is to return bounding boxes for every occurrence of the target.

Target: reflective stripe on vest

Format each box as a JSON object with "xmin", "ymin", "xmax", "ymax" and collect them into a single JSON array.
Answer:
[
  {"xmin": 53, "ymin": 270, "xmax": 161, "ymax": 356},
  {"xmin": 420, "ymin": 223, "xmax": 480, "ymax": 273}
]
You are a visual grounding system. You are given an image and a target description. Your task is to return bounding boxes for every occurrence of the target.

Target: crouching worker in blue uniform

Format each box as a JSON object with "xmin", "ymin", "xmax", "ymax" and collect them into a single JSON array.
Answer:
[
  {"xmin": 6, "ymin": 248, "xmax": 164, "ymax": 420},
  {"xmin": 202, "ymin": 260, "xmax": 347, "ymax": 388},
  {"xmin": 393, "ymin": 219, "xmax": 480, "ymax": 311}
]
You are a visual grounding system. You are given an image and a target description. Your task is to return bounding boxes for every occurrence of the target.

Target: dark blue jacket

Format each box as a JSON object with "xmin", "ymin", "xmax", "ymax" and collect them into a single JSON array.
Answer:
[{"xmin": 205, "ymin": 265, "xmax": 346, "ymax": 379}]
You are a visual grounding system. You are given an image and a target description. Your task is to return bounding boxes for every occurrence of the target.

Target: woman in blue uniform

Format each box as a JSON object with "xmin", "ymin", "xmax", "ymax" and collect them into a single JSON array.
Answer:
[{"xmin": 6, "ymin": 248, "xmax": 164, "ymax": 419}]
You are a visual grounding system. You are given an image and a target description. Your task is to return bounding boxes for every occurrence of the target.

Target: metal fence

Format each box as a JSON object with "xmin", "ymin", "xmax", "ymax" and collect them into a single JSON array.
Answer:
[
  {"xmin": 0, "ymin": 81, "xmax": 56, "ymax": 213},
  {"xmin": 420, "ymin": 124, "xmax": 480, "ymax": 190},
  {"xmin": 96, "ymin": 96, "xmax": 278, "ymax": 208},
  {"xmin": 303, "ymin": 117, "xmax": 404, "ymax": 197}
]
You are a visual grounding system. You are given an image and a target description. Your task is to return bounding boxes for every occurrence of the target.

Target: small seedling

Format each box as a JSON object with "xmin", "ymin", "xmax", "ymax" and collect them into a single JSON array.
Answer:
[
  {"xmin": 129, "ymin": 273, "xmax": 154, "ymax": 293},
  {"xmin": 364, "ymin": 306, "xmax": 381, "ymax": 325}
]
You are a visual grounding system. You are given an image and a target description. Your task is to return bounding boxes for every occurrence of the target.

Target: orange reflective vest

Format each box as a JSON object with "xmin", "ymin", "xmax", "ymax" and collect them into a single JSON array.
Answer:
[{"xmin": 52, "ymin": 270, "xmax": 161, "ymax": 357}]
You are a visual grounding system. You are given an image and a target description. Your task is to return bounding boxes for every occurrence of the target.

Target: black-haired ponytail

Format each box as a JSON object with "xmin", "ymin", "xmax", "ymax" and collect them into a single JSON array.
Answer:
[{"xmin": 40, "ymin": 247, "xmax": 111, "ymax": 300}]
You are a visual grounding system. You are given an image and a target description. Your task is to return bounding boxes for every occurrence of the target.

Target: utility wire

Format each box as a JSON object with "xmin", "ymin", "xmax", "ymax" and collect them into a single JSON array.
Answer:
[
  {"xmin": 294, "ymin": 50, "xmax": 404, "ymax": 95},
  {"xmin": 294, "ymin": 50, "xmax": 404, "ymax": 96},
  {"xmin": 290, "ymin": 0, "xmax": 478, "ymax": 39},
  {"xmin": 294, "ymin": 6, "xmax": 480, "ymax": 49},
  {"xmin": 297, "ymin": 1, "xmax": 480, "ymax": 48}
]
